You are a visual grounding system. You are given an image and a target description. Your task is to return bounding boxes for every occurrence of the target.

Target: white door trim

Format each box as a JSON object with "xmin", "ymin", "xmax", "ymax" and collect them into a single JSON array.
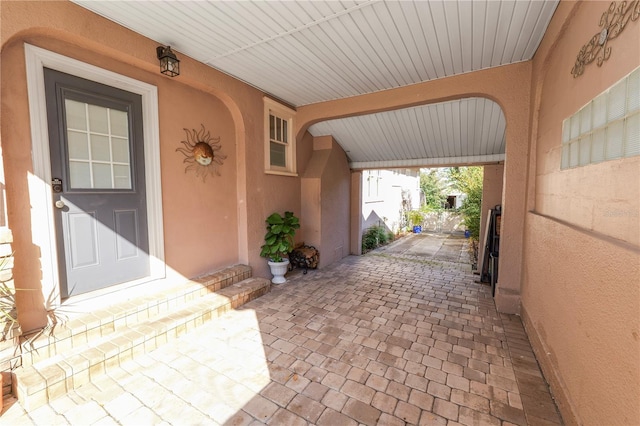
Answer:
[{"xmin": 24, "ymin": 43, "xmax": 165, "ymax": 308}]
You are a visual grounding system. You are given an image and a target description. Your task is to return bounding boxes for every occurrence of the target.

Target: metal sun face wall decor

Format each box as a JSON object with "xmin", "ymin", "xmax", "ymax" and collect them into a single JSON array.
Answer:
[{"xmin": 177, "ymin": 124, "xmax": 227, "ymax": 181}]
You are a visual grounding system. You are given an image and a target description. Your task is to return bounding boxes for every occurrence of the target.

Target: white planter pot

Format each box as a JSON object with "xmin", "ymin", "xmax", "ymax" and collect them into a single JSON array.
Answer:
[{"xmin": 268, "ymin": 259, "xmax": 290, "ymax": 284}]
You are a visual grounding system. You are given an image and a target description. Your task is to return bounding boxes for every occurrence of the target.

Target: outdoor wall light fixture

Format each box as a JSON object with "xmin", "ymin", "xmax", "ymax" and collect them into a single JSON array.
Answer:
[{"xmin": 156, "ymin": 45, "xmax": 180, "ymax": 77}]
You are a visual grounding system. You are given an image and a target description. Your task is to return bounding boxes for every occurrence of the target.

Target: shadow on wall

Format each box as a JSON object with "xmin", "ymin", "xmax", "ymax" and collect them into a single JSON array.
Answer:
[{"xmin": 362, "ymin": 211, "xmax": 392, "ymax": 234}]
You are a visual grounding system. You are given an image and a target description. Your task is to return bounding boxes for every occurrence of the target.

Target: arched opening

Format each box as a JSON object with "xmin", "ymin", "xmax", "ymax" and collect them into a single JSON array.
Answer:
[{"xmin": 299, "ymin": 97, "xmax": 507, "ymax": 295}]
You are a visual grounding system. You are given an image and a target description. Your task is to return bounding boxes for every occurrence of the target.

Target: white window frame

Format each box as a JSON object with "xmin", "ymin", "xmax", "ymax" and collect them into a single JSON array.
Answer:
[
  {"xmin": 561, "ymin": 66, "xmax": 640, "ymax": 169},
  {"xmin": 264, "ymin": 97, "xmax": 297, "ymax": 176},
  {"xmin": 364, "ymin": 170, "xmax": 382, "ymax": 201}
]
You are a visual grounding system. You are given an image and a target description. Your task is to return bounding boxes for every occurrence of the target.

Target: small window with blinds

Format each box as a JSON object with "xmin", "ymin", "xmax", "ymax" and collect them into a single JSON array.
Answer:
[
  {"xmin": 264, "ymin": 97, "xmax": 296, "ymax": 176},
  {"xmin": 561, "ymin": 66, "xmax": 640, "ymax": 169}
]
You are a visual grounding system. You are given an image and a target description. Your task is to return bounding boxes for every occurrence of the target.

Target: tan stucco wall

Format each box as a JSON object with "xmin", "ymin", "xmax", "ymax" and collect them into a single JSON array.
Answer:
[
  {"xmin": 532, "ymin": 2, "xmax": 640, "ymax": 247},
  {"xmin": 478, "ymin": 164, "xmax": 504, "ymax": 269},
  {"xmin": 0, "ymin": 1, "xmax": 324, "ymax": 331},
  {"xmin": 160, "ymin": 86, "xmax": 239, "ymax": 277},
  {"xmin": 523, "ymin": 1, "xmax": 640, "ymax": 424},
  {"xmin": 301, "ymin": 136, "xmax": 351, "ymax": 267},
  {"xmin": 319, "ymin": 140, "xmax": 351, "ymax": 266},
  {"xmin": 523, "ymin": 215, "xmax": 639, "ymax": 425}
]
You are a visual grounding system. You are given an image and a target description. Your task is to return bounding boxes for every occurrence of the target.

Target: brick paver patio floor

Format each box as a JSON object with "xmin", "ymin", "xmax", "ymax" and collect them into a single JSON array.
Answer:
[{"xmin": 2, "ymin": 237, "xmax": 563, "ymax": 425}]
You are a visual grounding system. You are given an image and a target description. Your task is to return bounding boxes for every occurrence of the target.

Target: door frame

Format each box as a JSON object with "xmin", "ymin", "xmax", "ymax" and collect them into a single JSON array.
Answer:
[{"xmin": 25, "ymin": 43, "xmax": 165, "ymax": 308}]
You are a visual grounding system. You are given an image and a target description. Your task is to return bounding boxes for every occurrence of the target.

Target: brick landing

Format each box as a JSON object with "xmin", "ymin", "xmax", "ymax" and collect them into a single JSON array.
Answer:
[
  {"xmin": 11, "ymin": 265, "xmax": 270, "ymax": 412},
  {"xmin": 2, "ymin": 247, "xmax": 562, "ymax": 425}
]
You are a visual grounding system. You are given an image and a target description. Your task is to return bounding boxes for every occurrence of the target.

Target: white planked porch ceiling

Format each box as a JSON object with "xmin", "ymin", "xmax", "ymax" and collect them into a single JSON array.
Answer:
[{"xmin": 73, "ymin": 0, "xmax": 559, "ymax": 169}]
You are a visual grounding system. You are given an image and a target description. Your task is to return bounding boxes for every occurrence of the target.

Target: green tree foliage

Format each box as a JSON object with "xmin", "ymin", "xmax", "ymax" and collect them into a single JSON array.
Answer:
[
  {"xmin": 419, "ymin": 170, "xmax": 446, "ymax": 211},
  {"xmin": 447, "ymin": 166, "xmax": 484, "ymax": 240}
]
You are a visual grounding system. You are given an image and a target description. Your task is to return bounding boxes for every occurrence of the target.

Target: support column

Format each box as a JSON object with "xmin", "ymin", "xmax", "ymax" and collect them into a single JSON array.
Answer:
[
  {"xmin": 478, "ymin": 164, "xmax": 505, "ymax": 270},
  {"xmin": 350, "ymin": 171, "xmax": 363, "ymax": 255},
  {"xmin": 301, "ymin": 136, "xmax": 351, "ymax": 267},
  {"xmin": 494, "ymin": 108, "xmax": 531, "ymax": 314}
]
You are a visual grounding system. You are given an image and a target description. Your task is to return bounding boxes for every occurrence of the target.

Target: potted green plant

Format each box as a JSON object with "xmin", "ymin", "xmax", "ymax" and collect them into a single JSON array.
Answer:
[
  {"xmin": 260, "ymin": 211, "xmax": 300, "ymax": 283},
  {"xmin": 408, "ymin": 210, "xmax": 424, "ymax": 233}
]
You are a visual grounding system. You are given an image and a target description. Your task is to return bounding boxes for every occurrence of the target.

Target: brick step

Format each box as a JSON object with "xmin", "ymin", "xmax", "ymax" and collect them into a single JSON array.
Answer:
[
  {"xmin": 20, "ymin": 264, "xmax": 253, "ymax": 368},
  {"xmin": 13, "ymin": 276, "xmax": 270, "ymax": 411}
]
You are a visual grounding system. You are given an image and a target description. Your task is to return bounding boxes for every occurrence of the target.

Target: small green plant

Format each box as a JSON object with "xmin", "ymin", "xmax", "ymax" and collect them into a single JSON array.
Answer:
[
  {"xmin": 0, "ymin": 282, "xmax": 17, "ymax": 327},
  {"xmin": 407, "ymin": 210, "xmax": 424, "ymax": 227},
  {"xmin": 362, "ymin": 225, "xmax": 390, "ymax": 253},
  {"xmin": 0, "ymin": 254, "xmax": 18, "ymax": 340},
  {"xmin": 260, "ymin": 211, "xmax": 300, "ymax": 262}
]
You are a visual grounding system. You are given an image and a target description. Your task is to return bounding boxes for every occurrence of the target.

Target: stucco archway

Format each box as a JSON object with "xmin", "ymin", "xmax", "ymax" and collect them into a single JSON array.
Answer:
[{"xmin": 296, "ymin": 62, "xmax": 532, "ymax": 314}]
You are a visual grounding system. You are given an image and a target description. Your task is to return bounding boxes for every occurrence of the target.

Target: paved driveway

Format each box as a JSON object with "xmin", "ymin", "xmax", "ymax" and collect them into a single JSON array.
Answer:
[
  {"xmin": 3, "ymin": 234, "xmax": 562, "ymax": 425},
  {"xmin": 376, "ymin": 232, "xmax": 470, "ymax": 264}
]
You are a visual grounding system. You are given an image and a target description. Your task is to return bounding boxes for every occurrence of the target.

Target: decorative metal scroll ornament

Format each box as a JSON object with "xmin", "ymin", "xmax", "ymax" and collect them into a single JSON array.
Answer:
[
  {"xmin": 571, "ymin": 0, "xmax": 640, "ymax": 78},
  {"xmin": 176, "ymin": 124, "xmax": 227, "ymax": 181}
]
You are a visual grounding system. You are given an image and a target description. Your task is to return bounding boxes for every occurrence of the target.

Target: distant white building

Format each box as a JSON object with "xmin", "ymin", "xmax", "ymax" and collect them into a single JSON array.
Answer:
[
  {"xmin": 444, "ymin": 189, "xmax": 466, "ymax": 210},
  {"xmin": 420, "ymin": 167, "xmax": 467, "ymax": 210},
  {"xmin": 362, "ymin": 169, "xmax": 420, "ymax": 233}
]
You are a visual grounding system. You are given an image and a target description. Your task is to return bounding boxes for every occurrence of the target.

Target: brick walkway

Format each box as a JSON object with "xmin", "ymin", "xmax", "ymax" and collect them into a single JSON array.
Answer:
[{"xmin": 2, "ymin": 239, "xmax": 563, "ymax": 425}]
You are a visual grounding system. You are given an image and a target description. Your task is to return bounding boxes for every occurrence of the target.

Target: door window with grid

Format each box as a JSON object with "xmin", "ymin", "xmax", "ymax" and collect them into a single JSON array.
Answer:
[{"xmin": 65, "ymin": 99, "xmax": 132, "ymax": 189}]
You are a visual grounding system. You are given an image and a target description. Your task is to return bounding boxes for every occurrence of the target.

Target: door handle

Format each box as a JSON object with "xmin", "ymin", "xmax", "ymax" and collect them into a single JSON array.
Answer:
[{"xmin": 55, "ymin": 200, "xmax": 65, "ymax": 209}]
